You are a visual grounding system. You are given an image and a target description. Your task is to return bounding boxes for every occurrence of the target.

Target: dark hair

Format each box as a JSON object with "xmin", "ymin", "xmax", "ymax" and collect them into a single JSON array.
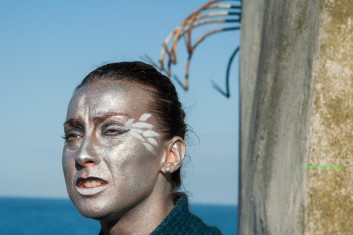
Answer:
[{"xmin": 75, "ymin": 61, "xmax": 187, "ymax": 192}]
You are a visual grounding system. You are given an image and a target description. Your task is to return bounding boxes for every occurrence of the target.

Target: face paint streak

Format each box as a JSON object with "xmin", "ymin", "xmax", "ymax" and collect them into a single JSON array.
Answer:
[
  {"xmin": 131, "ymin": 128, "xmax": 143, "ymax": 134},
  {"xmin": 147, "ymin": 138, "xmax": 158, "ymax": 147},
  {"xmin": 143, "ymin": 143, "xmax": 156, "ymax": 154},
  {"xmin": 143, "ymin": 130, "xmax": 159, "ymax": 138},
  {"xmin": 126, "ymin": 113, "xmax": 160, "ymax": 154},
  {"xmin": 125, "ymin": 118, "xmax": 135, "ymax": 128},
  {"xmin": 139, "ymin": 113, "xmax": 152, "ymax": 121},
  {"xmin": 130, "ymin": 131, "xmax": 145, "ymax": 142},
  {"xmin": 131, "ymin": 122, "xmax": 153, "ymax": 129}
]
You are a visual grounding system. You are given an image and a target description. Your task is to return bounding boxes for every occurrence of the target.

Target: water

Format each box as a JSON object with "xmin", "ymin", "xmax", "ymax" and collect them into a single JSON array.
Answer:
[
  {"xmin": 0, "ymin": 197, "xmax": 237, "ymax": 235},
  {"xmin": 190, "ymin": 203, "xmax": 238, "ymax": 234}
]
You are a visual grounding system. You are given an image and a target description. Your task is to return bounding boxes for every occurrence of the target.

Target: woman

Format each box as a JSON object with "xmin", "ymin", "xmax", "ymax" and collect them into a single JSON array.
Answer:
[{"xmin": 62, "ymin": 61, "xmax": 222, "ymax": 234}]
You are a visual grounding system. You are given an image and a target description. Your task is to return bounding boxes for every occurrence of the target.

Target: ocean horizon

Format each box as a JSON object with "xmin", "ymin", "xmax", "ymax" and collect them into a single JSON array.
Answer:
[{"xmin": 0, "ymin": 197, "xmax": 237, "ymax": 235}]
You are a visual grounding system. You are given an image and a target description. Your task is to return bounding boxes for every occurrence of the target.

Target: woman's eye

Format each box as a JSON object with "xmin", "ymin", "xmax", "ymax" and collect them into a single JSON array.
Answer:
[
  {"xmin": 103, "ymin": 125, "xmax": 128, "ymax": 136},
  {"xmin": 64, "ymin": 130, "xmax": 82, "ymax": 142}
]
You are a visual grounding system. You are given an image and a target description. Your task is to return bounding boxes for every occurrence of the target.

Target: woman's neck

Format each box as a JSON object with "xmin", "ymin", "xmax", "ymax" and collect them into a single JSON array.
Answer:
[{"xmin": 99, "ymin": 180, "xmax": 174, "ymax": 235}]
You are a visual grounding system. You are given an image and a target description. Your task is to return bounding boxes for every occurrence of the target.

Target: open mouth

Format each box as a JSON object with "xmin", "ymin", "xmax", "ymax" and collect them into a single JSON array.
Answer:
[
  {"xmin": 77, "ymin": 177, "xmax": 108, "ymax": 188},
  {"xmin": 75, "ymin": 177, "xmax": 108, "ymax": 196}
]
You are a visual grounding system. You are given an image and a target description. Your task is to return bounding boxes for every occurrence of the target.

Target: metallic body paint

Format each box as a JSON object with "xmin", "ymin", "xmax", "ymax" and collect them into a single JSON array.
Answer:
[{"xmin": 62, "ymin": 81, "xmax": 174, "ymax": 234}]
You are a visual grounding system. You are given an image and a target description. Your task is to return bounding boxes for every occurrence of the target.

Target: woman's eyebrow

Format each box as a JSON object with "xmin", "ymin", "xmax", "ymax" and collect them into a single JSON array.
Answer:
[
  {"xmin": 91, "ymin": 112, "xmax": 130, "ymax": 125},
  {"xmin": 63, "ymin": 119, "xmax": 82, "ymax": 127},
  {"xmin": 63, "ymin": 113, "xmax": 130, "ymax": 127}
]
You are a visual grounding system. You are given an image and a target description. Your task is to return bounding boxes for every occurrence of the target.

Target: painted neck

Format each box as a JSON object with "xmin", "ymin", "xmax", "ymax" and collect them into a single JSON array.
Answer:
[{"xmin": 99, "ymin": 174, "xmax": 174, "ymax": 235}]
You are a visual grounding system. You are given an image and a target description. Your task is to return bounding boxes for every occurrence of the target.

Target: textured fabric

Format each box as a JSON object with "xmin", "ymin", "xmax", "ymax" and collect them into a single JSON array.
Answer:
[
  {"xmin": 98, "ymin": 195, "xmax": 222, "ymax": 235},
  {"xmin": 150, "ymin": 195, "xmax": 222, "ymax": 235}
]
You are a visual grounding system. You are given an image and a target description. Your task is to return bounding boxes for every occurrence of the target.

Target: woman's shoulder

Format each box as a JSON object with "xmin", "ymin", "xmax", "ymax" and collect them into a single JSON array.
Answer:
[{"xmin": 151, "ymin": 194, "xmax": 222, "ymax": 235}]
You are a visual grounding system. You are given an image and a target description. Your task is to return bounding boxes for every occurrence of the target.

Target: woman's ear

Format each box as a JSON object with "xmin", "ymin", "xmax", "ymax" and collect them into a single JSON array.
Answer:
[{"xmin": 161, "ymin": 137, "xmax": 186, "ymax": 174}]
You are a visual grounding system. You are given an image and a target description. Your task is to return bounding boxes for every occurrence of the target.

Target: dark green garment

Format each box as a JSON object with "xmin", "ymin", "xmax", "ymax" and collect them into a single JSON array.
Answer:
[
  {"xmin": 98, "ymin": 195, "xmax": 222, "ymax": 235},
  {"xmin": 151, "ymin": 195, "xmax": 222, "ymax": 235}
]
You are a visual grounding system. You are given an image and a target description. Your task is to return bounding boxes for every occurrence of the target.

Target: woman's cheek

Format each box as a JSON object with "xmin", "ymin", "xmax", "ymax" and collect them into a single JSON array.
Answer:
[{"xmin": 62, "ymin": 151, "xmax": 75, "ymax": 185}]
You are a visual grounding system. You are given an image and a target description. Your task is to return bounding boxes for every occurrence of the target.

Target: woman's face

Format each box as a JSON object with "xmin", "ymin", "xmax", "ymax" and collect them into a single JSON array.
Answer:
[{"xmin": 62, "ymin": 80, "xmax": 165, "ymax": 220}]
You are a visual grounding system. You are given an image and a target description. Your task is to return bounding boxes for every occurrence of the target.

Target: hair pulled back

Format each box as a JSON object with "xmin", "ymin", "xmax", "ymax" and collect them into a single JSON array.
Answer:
[{"xmin": 75, "ymin": 61, "xmax": 187, "ymax": 192}]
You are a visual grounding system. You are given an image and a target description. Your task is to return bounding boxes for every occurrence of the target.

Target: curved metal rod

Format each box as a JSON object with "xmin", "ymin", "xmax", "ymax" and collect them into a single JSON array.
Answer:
[
  {"xmin": 192, "ymin": 26, "xmax": 239, "ymax": 50},
  {"xmin": 160, "ymin": 0, "xmax": 241, "ymax": 70},
  {"xmin": 195, "ymin": 11, "xmax": 241, "ymax": 21},
  {"xmin": 184, "ymin": 27, "xmax": 239, "ymax": 87},
  {"xmin": 211, "ymin": 46, "xmax": 239, "ymax": 98},
  {"xmin": 153, "ymin": 0, "xmax": 242, "ymax": 93},
  {"xmin": 162, "ymin": 19, "xmax": 240, "ymax": 79}
]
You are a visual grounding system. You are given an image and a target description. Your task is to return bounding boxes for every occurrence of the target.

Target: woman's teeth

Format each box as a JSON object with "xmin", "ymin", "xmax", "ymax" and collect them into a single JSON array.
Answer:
[
  {"xmin": 83, "ymin": 180, "xmax": 103, "ymax": 188},
  {"xmin": 76, "ymin": 179, "xmax": 109, "ymax": 196}
]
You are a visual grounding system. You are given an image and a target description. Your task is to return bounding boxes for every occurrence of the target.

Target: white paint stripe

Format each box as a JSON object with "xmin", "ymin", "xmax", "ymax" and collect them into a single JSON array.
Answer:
[
  {"xmin": 143, "ymin": 130, "xmax": 159, "ymax": 138},
  {"xmin": 131, "ymin": 128, "xmax": 144, "ymax": 134},
  {"xmin": 132, "ymin": 122, "xmax": 153, "ymax": 129},
  {"xmin": 143, "ymin": 143, "xmax": 156, "ymax": 154},
  {"xmin": 125, "ymin": 118, "xmax": 135, "ymax": 128},
  {"xmin": 147, "ymin": 137, "xmax": 158, "ymax": 146},
  {"xmin": 139, "ymin": 113, "xmax": 152, "ymax": 121},
  {"xmin": 130, "ymin": 131, "xmax": 145, "ymax": 142}
]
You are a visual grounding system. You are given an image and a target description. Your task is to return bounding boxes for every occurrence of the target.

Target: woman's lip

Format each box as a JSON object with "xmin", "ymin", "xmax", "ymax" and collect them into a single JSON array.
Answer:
[
  {"xmin": 75, "ymin": 177, "xmax": 109, "ymax": 196},
  {"xmin": 76, "ymin": 184, "xmax": 109, "ymax": 196},
  {"xmin": 76, "ymin": 176, "xmax": 108, "ymax": 186}
]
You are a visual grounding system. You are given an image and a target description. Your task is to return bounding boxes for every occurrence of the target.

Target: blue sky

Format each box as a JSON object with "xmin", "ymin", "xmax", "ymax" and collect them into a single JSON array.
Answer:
[{"xmin": 0, "ymin": 0, "xmax": 240, "ymax": 205}]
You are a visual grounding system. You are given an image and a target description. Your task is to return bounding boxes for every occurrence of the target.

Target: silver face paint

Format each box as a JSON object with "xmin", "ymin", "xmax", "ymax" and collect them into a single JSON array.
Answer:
[{"xmin": 62, "ymin": 80, "xmax": 164, "ymax": 221}]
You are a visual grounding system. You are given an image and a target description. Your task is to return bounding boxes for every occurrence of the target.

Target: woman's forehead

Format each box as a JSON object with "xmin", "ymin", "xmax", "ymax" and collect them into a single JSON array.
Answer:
[
  {"xmin": 67, "ymin": 80, "xmax": 154, "ymax": 119},
  {"xmin": 76, "ymin": 80, "xmax": 151, "ymax": 95}
]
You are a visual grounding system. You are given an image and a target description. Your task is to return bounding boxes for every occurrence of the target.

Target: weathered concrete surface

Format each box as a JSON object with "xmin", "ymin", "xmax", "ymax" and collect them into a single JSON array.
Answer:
[
  {"xmin": 239, "ymin": 0, "xmax": 353, "ymax": 234},
  {"xmin": 305, "ymin": 1, "xmax": 353, "ymax": 234}
]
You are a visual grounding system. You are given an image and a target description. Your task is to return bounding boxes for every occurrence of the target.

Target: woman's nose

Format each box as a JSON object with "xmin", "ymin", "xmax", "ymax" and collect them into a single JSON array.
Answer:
[{"xmin": 75, "ymin": 139, "xmax": 100, "ymax": 167}]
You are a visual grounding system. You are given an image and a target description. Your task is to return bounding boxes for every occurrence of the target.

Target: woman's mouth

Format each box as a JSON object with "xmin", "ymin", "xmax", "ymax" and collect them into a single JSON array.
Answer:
[{"xmin": 75, "ymin": 177, "xmax": 108, "ymax": 196}]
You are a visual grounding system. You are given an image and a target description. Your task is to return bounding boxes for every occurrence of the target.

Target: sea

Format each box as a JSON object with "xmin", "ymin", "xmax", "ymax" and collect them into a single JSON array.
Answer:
[{"xmin": 0, "ymin": 197, "xmax": 237, "ymax": 235}]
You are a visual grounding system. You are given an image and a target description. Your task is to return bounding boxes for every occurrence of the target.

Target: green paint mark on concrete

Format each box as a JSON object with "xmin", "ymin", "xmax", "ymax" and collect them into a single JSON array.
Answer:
[{"xmin": 300, "ymin": 165, "xmax": 345, "ymax": 169}]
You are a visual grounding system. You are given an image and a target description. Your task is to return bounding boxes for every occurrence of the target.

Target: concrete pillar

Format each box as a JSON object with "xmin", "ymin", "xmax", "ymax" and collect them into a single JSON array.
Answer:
[{"xmin": 239, "ymin": 0, "xmax": 353, "ymax": 234}]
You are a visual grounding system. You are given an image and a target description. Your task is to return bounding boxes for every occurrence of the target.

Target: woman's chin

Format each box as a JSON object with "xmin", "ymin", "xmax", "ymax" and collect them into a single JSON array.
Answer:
[
  {"xmin": 69, "ymin": 193, "xmax": 109, "ymax": 219},
  {"xmin": 75, "ymin": 201, "xmax": 111, "ymax": 220}
]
